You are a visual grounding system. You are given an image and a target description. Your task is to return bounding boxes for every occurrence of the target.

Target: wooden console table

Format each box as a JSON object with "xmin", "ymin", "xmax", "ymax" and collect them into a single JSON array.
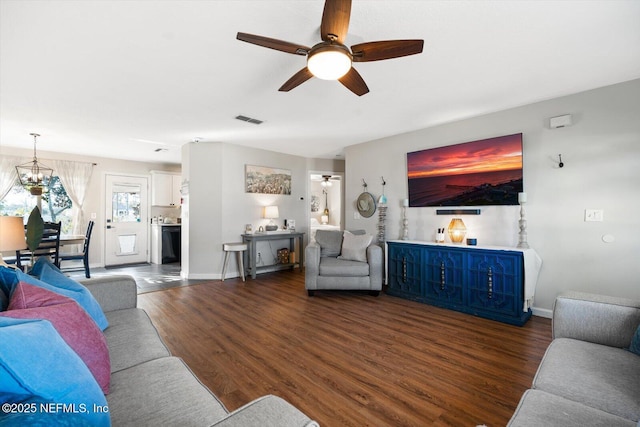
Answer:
[{"xmin": 242, "ymin": 232, "xmax": 305, "ymax": 279}]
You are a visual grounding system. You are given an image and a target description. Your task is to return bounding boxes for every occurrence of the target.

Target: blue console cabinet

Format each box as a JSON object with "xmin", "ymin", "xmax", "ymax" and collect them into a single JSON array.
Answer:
[{"xmin": 387, "ymin": 241, "xmax": 538, "ymax": 326}]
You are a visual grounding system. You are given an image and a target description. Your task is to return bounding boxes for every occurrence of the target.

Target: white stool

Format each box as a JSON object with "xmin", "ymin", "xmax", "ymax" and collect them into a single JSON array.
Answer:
[{"xmin": 221, "ymin": 242, "xmax": 247, "ymax": 282}]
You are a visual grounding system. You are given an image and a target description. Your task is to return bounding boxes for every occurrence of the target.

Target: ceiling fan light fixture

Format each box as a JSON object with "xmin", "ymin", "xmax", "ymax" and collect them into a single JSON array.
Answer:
[{"xmin": 307, "ymin": 45, "xmax": 352, "ymax": 80}]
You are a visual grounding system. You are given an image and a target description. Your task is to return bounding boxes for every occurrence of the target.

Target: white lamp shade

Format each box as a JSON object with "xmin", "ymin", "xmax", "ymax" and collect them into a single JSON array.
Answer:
[
  {"xmin": 0, "ymin": 216, "xmax": 27, "ymax": 251},
  {"xmin": 264, "ymin": 206, "xmax": 279, "ymax": 219}
]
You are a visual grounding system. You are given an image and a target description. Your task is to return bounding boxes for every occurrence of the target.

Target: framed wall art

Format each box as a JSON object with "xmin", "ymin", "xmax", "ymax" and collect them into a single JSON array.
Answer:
[
  {"xmin": 407, "ymin": 133, "xmax": 523, "ymax": 207},
  {"xmin": 245, "ymin": 165, "xmax": 292, "ymax": 195}
]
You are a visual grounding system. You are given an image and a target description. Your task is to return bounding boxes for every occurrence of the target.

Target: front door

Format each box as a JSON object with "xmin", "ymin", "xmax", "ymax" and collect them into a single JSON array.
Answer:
[{"xmin": 104, "ymin": 174, "xmax": 149, "ymax": 266}]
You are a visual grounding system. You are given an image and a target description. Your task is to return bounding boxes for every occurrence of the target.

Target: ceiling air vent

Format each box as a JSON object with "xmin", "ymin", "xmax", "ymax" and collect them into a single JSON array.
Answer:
[{"xmin": 235, "ymin": 115, "xmax": 263, "ymax": 125}]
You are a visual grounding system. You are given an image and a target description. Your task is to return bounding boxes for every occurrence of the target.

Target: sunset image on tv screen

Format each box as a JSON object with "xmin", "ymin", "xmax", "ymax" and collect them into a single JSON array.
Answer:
[{"xmin": 407, "ymin": 133, "xmax": 523, "ymax": 207}]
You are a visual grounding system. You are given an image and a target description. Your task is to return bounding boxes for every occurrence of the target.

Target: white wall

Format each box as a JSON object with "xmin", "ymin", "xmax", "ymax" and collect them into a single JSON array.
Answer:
[
  {"xmin": 344, "ymin": 79, "xmax": 640, "ymax": 315},
  {"xmin": 182, "ymin": 142, "xmax": 311, "ymax": 279}
]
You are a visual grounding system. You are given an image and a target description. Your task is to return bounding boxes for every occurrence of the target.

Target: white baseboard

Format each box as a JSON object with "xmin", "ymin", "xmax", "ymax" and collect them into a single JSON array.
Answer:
[
  {"xmin": 532, "ymin": 306, "xmax": 553, "ymax": 319},
  {"xmin": 185, "ymin": 272, "xmax": 222, "ymax": 280}
]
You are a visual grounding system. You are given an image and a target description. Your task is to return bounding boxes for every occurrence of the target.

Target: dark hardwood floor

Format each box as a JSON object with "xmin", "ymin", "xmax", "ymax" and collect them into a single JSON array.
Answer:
[{"xmin": 137, "ymin": 270, "xmax": 551, "ymax": 427}]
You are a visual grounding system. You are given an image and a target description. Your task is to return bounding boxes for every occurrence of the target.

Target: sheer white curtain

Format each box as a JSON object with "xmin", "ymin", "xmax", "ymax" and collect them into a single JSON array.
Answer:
[
  {"xmin": 52, "ymin": 160, "xmax": 94, "ymax": 235},
  {"xmin": 0, "ymin": 156, "xmax": 26, "ymax": 201}
]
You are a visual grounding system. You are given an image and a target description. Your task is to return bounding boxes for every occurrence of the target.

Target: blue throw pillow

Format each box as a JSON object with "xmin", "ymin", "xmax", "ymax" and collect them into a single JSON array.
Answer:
[
  {"xmin": 0, "ymin": 317, "xmax": 111, "ymax": 426},
  {"xmin": 629, "ymin": 324, "xmax": 640, "ymax": 356},
  {"xmin": 0, "ymin": 260, "xmax": 108, "ymax": 330}
]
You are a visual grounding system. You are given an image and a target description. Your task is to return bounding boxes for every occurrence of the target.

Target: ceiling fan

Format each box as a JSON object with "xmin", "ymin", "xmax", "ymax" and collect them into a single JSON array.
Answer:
[{"xmin": 236, "ymin": 0, "xmax": 424, "ymax": 96}]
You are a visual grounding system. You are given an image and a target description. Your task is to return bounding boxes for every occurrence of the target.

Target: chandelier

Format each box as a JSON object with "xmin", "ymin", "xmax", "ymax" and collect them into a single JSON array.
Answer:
[{"xmin": 15, "ymin": 133, "xmax": 54, "ymax": 196}]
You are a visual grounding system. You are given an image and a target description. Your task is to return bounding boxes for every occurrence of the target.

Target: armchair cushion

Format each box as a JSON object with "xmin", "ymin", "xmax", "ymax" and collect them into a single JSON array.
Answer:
[
  {"xmin": 319, "ymin": 257, "xmax": 370, "ymax": 277},
  {"xmin": 338, "ymin": 231, "xmax": 373, "ymax": 262}
]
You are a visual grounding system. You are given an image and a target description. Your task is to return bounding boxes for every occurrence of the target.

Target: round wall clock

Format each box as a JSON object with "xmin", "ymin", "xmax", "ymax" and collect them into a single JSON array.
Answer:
[{"xmin": 356, "ymin": 192, "xmax": 377, "ymax": 218}]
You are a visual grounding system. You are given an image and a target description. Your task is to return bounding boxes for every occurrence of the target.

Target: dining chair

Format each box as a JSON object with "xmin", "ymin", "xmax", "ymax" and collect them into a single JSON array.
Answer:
[
  {"xmin": 16, "ymin": 221, "xmax": 62, "ymax": 270},
  {"xmin": 60, "ymin": 220, "xmax": 94, "ymax": 278}
]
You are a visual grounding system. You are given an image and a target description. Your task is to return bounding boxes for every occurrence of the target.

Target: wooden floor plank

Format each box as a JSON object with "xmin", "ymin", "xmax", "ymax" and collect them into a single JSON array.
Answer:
[{"xmin": 138, "ymin": 270, "xmax": 551, "ymax": 427}]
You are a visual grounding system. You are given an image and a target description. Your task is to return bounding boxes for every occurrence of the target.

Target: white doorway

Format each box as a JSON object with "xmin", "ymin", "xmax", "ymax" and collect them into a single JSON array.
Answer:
[
  {"xmin": 104, "ymin": 174, "xmax": 149, "ymax": 266},
  {"xmin": 309, "ymin": 172, "xmax": 343, "ymax": 242}
]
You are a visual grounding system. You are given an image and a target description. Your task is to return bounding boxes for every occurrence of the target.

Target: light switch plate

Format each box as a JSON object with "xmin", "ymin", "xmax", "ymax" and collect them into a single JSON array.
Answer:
[{"xmin": 585, "ymin": 209, "xmax": 604, "ymax": 222}]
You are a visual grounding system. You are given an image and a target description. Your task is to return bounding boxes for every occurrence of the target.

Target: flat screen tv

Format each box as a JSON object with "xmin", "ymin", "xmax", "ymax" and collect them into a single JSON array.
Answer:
[{"xmin": 407, "ymin": 133, "xmax": 523, "ymax": 207}]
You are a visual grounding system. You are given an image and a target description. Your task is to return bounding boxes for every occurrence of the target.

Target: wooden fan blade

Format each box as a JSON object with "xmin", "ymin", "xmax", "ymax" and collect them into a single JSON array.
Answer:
[
  {"xmin": 237, "ymin": 32, "xmax": 309, "ymax": 55},
  {"xmin": 320, "ymin": 0, "xmax": 352, "ymax": 44},
  {"xmin": 338, "ymin": 67, "xmax": 369, "ymax": 96},
  {"xmin": 279, "ymin": 67, "xmax": 314, "ymax": 92},
  {"xmin": 351, "ymin": 39, "xmax": 424, "ymax": 62}
]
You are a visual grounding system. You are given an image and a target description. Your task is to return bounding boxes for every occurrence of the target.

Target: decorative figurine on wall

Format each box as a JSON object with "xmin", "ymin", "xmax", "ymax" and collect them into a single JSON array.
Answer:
[
  {"xmin": 377, "ymin": 177, "xmax": 387, "ymax": 247},
  {"xmin": 356, "ymin": 179, "xmax": 377, "ymax": 218}
]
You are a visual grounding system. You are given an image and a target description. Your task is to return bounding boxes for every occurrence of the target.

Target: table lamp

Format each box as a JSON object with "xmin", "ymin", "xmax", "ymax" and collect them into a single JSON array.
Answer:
[
  {"xmin": 448, "ymin": 218, "xmax": 467, "ymax": 244},
  {"xmin": 264, "ymin": 206, "xmax": 279, "ymax": 231},
  {"xmin": 0, "ymin": 216, "xmax": 27, "ymax": 267}
]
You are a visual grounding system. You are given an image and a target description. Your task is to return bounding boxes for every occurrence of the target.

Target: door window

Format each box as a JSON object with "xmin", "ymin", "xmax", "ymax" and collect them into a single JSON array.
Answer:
[{"xmin": 111, "ymin": 184, "xmax": 141, "ymax": 223}]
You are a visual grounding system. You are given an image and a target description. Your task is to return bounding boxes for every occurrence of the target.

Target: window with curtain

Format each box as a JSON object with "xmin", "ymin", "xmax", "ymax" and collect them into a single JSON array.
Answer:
[
  {"xmin": 1, "ymin": 157, "xmax": 93, "ymax": 235},
  {"xmin": 0, "ymin": 176, "xmax": 73, "ymax": 233}
]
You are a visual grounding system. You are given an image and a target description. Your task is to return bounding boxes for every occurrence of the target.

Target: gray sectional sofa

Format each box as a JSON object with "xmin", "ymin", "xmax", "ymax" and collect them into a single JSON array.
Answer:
[
  {"xmin": 508, "ymin": 291, "xmax": 640, "ymax": 427},
  {"xmin": 83, "ymin": 275, "xmax": 318, "ymax": 427}
]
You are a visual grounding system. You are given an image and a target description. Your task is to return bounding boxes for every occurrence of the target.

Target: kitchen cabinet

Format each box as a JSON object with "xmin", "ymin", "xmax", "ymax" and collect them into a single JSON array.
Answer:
[
  {"xmin": 386, "ymin": 241, "xmax": 541, "ymax": 326},
  {"xmin": 151, "ymin": 172, "xmax": 181, "ymax": 207}
]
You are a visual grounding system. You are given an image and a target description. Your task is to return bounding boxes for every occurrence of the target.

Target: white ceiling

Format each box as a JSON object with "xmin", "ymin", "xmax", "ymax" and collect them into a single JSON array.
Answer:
[{"xmin": 2, "ymin": 1, "xmax": 639, "ymax": 165}]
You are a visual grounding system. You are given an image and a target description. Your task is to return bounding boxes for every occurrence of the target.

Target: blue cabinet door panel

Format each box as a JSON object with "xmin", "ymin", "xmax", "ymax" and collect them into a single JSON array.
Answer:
[
  {"xmin": 424, "ymin": 248, "xmax": 465, "ymax": 305},
  {"xmin": 387, "ymin": 243, "xmax": 422, "ymax": 299},
  {"xmin": 467, "ymin": 252, "xmax": 522, "ymax": 317}
]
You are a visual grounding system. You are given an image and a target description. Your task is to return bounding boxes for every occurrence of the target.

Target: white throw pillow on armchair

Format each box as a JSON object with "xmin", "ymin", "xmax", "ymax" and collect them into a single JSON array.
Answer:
[{"xmin": 338, "ymin": 231, "xmax": 373, "ymax": 262}]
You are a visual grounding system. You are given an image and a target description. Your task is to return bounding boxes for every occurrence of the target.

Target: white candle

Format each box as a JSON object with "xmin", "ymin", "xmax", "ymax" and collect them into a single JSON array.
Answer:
[
  {"xmin": 403, "ymin": 199, "xmax": 409, "ymax": 207},
  {"xmin": 518, "ymin": 192, "xmax": 527, "ymax": 204}
]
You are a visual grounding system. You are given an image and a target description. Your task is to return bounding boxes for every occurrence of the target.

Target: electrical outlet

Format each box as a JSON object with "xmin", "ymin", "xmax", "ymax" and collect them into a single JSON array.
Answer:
[{"xmin": 585, "ymin": 209, "xmax": 604, "ymax": 222}]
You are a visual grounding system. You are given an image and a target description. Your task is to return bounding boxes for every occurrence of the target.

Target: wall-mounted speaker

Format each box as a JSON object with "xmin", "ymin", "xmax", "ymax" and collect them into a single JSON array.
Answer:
[{"xmin": 550, "ymin": 114, "xmax": 573, "ymax": 129}]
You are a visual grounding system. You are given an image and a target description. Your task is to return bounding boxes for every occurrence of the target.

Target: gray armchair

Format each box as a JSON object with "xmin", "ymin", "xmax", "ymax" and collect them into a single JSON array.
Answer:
[{"xmin": 305, "ymin": 229, "xmax": 383, "ymax": 296}]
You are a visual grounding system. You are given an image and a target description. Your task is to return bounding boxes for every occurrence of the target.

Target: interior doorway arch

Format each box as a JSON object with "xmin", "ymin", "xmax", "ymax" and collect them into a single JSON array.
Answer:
[{"xmin": 308, "ymin": 171, "xmax": 343, "ymax": 242}]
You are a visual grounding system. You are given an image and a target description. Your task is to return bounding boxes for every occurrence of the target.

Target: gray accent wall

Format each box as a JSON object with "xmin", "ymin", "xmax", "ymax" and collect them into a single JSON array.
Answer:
[
  {"xmin": 181, "ymin": 142, "xmax": 311, "ymax": 279},
  {"xmin": 343, "ymin": 79, "xmax": 640, "ymax": 315}
]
